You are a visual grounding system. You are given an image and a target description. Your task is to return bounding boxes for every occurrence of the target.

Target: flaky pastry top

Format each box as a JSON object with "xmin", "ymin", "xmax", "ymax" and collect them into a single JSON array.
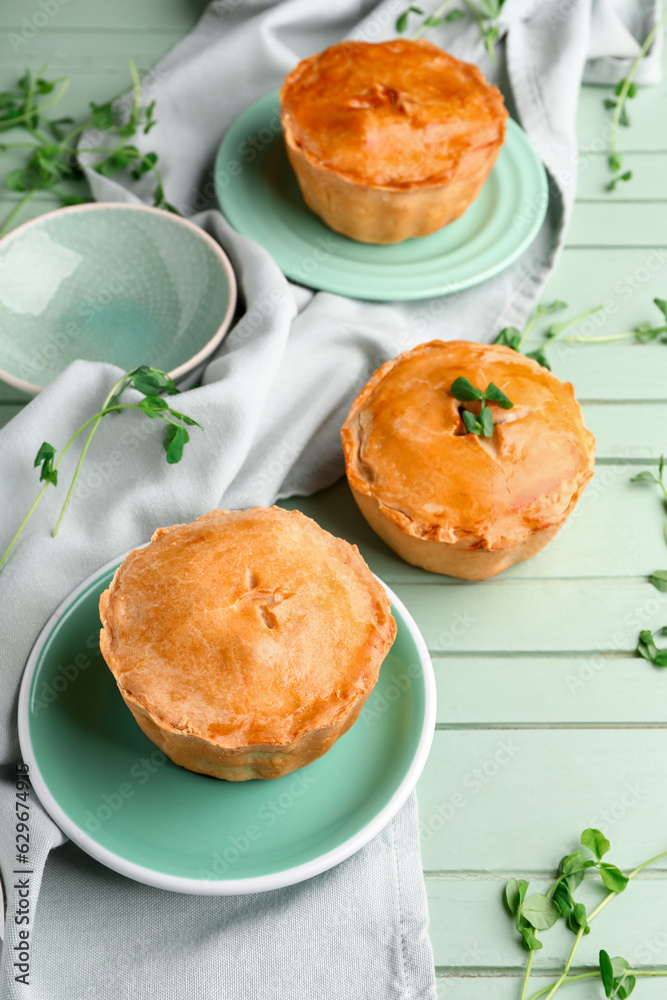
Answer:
[
  {"xmin": 279, "ymin": 39, "xmax": 508, "ymax": 188},
  {"xmin": 341, "ymin": 341, "xmax": 596, "ymax": 550},
  {"xmin": 99, "ymin": 507, "xmax": 396, "ymax": 747}
]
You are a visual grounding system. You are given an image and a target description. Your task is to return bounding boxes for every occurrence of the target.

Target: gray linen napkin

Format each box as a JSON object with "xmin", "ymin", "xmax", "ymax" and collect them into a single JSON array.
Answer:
[{"xmin": 0, "ymin": 2, "xmax": 662, "ymax": 997}]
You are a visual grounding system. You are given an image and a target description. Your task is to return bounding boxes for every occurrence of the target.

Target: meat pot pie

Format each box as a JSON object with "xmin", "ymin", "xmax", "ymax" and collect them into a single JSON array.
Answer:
[
  {"xmin": 99, "ymin": 507, "xmax": 396, "ymax": 780},
  {"xmin": 341, "ymin": 341, "xmax": 595, "ymax": 579},
  {"xmin": 279, "ymin": 39, "xmax": 508, "ymax": 243}
]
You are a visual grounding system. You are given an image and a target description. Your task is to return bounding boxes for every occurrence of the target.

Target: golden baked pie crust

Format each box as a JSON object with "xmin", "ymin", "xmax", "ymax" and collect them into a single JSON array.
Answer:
[
  {"xmin": 341, "ymin": 341, "xmax": 595, "ymax": 578},
  {"xmin": 99, "ymin": 507, "xmax": 396, "ymax": 780}
]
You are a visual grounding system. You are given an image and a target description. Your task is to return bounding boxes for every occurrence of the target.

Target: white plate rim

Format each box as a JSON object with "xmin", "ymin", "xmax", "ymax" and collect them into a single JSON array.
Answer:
[{"xmin": 17, "ymin": 551, "xmax": 436, "ymax": 895}]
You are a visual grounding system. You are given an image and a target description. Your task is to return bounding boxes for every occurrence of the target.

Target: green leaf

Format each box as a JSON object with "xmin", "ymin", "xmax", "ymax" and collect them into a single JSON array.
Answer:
[
  {"xmin": 581, "ymin": 828, "xmax": 610, "ymax": 860},
  {"xmin": 537, "ymin": 300, "xmax": 568, "ymax": 316},
  {"xmin": 504, "ymin": 878, "xmax": 528, "ymax": 915},
  {"xmin": 94, "ymin": 145, "xmax": 142, "ymax": 178},
  {"xmin": 89, "ymin": 100, "xmax": 114, "ymax": 130},
  {"xmin": 626, "ymin": 82, "xmax": 637, "ymax": 98},
  {"xmin": 617, "ymin": 976, "xmax": 636, "ymax": 998},
  {"xmin": 165, "ymin": 407, "xmax": 202, "ymax": 429},
  {"xmin": 444, "ymin": 8, "xmax": 465, "ymax": 20},
  {"xmin": 603, "ymin": 97, "xmax": 618, "ymax": 110},
  {"xmin": 567, "ymin": 902, "xmax": 590, "ymax": 935},
  {"xmin": 637, "ymin": 629, "xmax": 659, "ymax": 662},
  {"xmin": 479, "ymin": 406, "xmax": 494, "ymax": 438},
  {"xmin": 450, "ymin": 377, "xmax": 483, "ymax": 401},
  {"xmin": 494, "ymin": 328, "xmax": 521, "ymax": 351},
  {"xmin": 396, "ymin": 10, "xmax": 409, "ymax": 31},
  {"xmin": 163, "ymin": 423, "xmax": 189, "ymax": 464},
  {"xmin": 139, "ymin": 395, "xmax": 170, "ymax": 417},
  {"xmin": 132, "ymin": 151, "xmax": 158, "ymax": 179},
  {"xmin": 34, "ymin": 441, "xmax": 58, "ymax": 487},
  {"xmin": 526, "ymin": 348, "xmax": 551, "ymax": 370},
  {"xmin": 559, "ymin": 851, "xmax": 596, "ymax": 892},
  {"xmin": 609, "ymin": 152, "xmax": 622, "ymax": 172},
  {"xmin": 619, "ymin": 106, "xmax": 630, "ymax": 127},
  {"xmin": 631, "ymin": 471, "xmax": 659, "ymax": 483},
  {"xmin": 462, "ymin": 409, "xmax": 482, "ymax": 435},
  {"xmin": 5, "ymin": 167, "xmax": 26, "ymax": 192},
  {"xmin": 599, "ymin": 862, "xmax": 629, "ymax": 893},
  {"xmin": 521, "ymin": 894, "xmax": 560, "ymax": 930},
  {"xmin": 653, "ymin": 649, "xmax": 667, "ymax": 668},
  {"xmin": 600, "ymin": 949, "xmax": 615, "ymax": 996},
  {"xmin": 424, "ymin": 15, "xmax": 442, "ymax": 26},
  {"xmin": 518, "ymin": 926, "xmax": 543, "ymax": 951},
  {"xmin": 654, "ymin": 297, "xmax": 667, "ymax": 320},
  {"xmin": 483, "ymin": 382, "xmax": 513, "ymax": 409},
  {"xmin": 552, "ymin": 881, "xmax": 572, "ymax": 917},
  {"xmin": 649, "ymin": 571, "xmax": 667, "ymax": 592},
  {"xmin": 483, "ymin": 25, "xmax": 498, "ymax": 49},
  {"xmin": 546, "ymin": 321, "xmax": 565, "ymax": 339}
]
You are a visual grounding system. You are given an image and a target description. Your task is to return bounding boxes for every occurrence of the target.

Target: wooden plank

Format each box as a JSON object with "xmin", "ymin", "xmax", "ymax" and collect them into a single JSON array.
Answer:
[
  {"xmin": 582, "ymin": 402, "xmax": 667, "ymax": 459},
  {"xmin": 436, "ymin": 977, "xmax": 667, "ymax": 998},
  {"xmin": 417, "ymin": 730, "xmax": 667, "ymax": 873},
  {"xmin": 567, "ymin": 203, "xmax": 667, "ymax": 248},
  {"xmin": 426, "ymin": 874, "xmax": 667, "ymax": 969},
  {"xmin": 526, "ymin": 248, "xmax": 667, "ymax": 401},
  {"xmin": 395, "ymin": 578, "xmax": 667, "ymax": 653},
  {"xmin": 0, "ymin": 0, "xmax": 208, "ymax": 31},
  {"xmin": 577, "ymin": 153, "xmax": 667, "ymax": 201},
  {"xmin": 282, "ymin": 465, "xmax": 667, "ymax": 584},
  {"xmin": 433, "ymin": 656, "xmax": 667, "ymax": 726}
]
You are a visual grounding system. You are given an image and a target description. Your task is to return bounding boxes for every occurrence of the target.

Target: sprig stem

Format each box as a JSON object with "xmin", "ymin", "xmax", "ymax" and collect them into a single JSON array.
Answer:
[
  {"xmin": 412, "ymin": 0, "xmax": 455, "ymax": 38},
  {"xmin": 536, "ymin": 850, "xmax": 667, "ymax": 1000},
  {"xmin": 527, "ymin": 970, "xmax": 667, "ymax": 1000},
  {"xmin": 0, "ymin": 189, "xmax": 36, "ymax": 236},
  {"xmin": 0, "ymin": 77, "xmax": 69, "ymax": 132},
  {"xmin": 546, "ymin": 306, "xmax": 605, "ymax": 343},
  {"xmin": 561, "ymin": 325, "xmax": 667, "ymax": 344},
  {"xmin": 609, "ymin": 10, "xmax": 667, "ymax": 179}
]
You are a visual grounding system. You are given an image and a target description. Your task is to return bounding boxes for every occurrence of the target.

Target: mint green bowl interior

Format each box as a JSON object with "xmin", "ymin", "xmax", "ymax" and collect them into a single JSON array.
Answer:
[
  {"xmin": 22, "ymin": 561, "xmax": 432, "ymax": 890},
  {"xmin": 0, "ymin": 205, "xmax": 234, "ymax": 392}
]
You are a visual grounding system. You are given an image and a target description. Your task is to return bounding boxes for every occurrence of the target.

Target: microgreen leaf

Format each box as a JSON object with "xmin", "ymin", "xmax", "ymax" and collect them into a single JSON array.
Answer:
[
  {"xmin": 483, "ymin": 383, "xmax": 514, "ymax": 409},
  {"xmin": 163, "ymin": 422, "xmax": 190, "ymax": 464},
  {"xmin": 462, "ymin": 409, "xmax": 483, "ymax": 435},
  {"xmin": 494, "ymin": 327, "xmax": 522, "ymax": 351},
  {"xmin": 581, "ymin": 828, "xmax": 610, "ymax": 860},
  {"xmin": 395, "ymin": 5, "xmax": 423, "ymax": 31},
  {"xmin": 631, "ymin": 470, "xmax": 659, "ymax": 484},
  {"xmin": 479, "ymin": 405, "xmax": 494, "ymax": 438},
  {"xmin": 600, "ymin": 950, "xmax": 615, "ymax": 996},
  {"xmin": 649, "ymin": 570, "xmax": 667, "ymax": 592},
  {"xmin": 552, "ymin": 881, "xmax": 573, "ymax": 917},
  {"xmin": 450, "ymin": 377, "xmax": 483, "ymax": 402},
  {"xmin": 599, "ymin": 863, "xmax": 629, "ymax": 893},
  {"xmin": 34, "ymin": 441, "xmax": 58, "ymax": 487},
  {"xmin": 526, "ymin": 348, "xmax": 551, "ymax": 370},
  {"xmin": 518, "ymin": 926, "xmax": 543, "ymax": 951},
  {"xmin": 521, "ymin": 894, "xmax": 560, "ymax": 931},
  {"xmin": 444, "ymin": 8, "xmax": 465, "ymax": 19},
  {"xmin": 504, "ymin": 878, "xmax": 529, "ymax": 916},
  {"xmin": 567, "ymin": 902, "xmax": 590, "ymax": 935}
]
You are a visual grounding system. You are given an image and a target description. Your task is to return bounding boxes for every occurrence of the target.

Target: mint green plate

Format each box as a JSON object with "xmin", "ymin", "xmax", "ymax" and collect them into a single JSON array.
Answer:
[
  {"xmin": 215, "ymin": 91, "xmax": 547, "ymax": 301},
  {"xmin": 18, "ymin": 555, "xmax": 435, "ymax": 894}
]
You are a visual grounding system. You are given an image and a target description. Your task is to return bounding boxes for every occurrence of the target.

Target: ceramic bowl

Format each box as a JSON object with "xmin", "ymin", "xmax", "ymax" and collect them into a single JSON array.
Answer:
[{"xmin": 0, "ymin": 202, "xmax": 237, "ymax": 395}]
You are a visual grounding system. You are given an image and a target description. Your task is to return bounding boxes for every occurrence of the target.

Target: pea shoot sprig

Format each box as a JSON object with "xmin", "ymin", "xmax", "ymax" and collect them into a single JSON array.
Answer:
[
  {"xmin": 605, "ymin": 10, "xmax": 667, "ymax": 192},
  {"xmin": 636, "ymin": 627, "xmax": 667, "ymax": 668},
  {"xmin": 450, "ymin": 376, "xmax": 513, "ymax": 436},
  {"xmin": 493, "ymin": 297, "xmax": 667, "ymax": 371},
  {"xmin": 396, "ymin": 0, "xmax": 505, "ymax": 63},
  {"xmin": 0, "ymin": 366, "xmax": 201, "ymax": 573},
  {"xmin": 506, "ymin": 828, "xmax": 667, "ymax": 1000},
  {"xmin": 0, "ymin": 62, "xmax": 175, "ymax": 236},
  {"xmin": 630, "ymin": 456, "xmax": 667, "ymax": 546}
]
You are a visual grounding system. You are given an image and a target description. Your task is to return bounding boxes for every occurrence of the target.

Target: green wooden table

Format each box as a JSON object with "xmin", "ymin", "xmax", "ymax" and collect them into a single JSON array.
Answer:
[{"xmin": 2, "ymin": 4, "xmax": 667, "ymax": 996}]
